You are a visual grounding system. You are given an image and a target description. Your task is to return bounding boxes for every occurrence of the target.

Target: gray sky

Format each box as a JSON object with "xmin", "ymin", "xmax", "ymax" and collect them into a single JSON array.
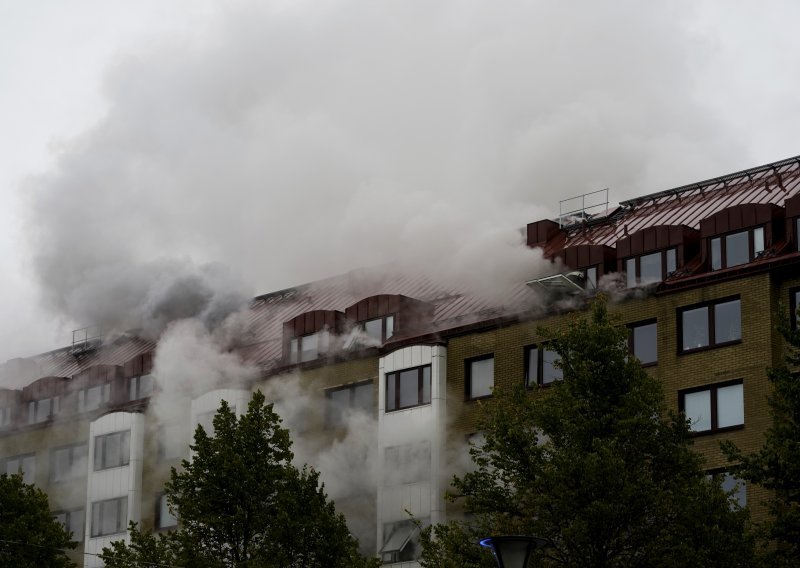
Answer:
[{"xmin": 1, "ymin": 0, "xmax": 799, "ymax": 362}]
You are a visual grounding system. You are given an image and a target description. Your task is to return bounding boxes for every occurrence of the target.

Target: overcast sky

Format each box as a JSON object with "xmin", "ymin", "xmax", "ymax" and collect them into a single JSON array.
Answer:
[{"xmin": 1, "ymin": 0, "xmax": 799, "ymax": 362}]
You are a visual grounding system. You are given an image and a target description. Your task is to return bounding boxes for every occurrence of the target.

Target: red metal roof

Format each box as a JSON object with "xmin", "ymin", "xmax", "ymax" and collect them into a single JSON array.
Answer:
[{"xmin": 557, "ymin": 155, "xmax": 800, "ymax": 251}]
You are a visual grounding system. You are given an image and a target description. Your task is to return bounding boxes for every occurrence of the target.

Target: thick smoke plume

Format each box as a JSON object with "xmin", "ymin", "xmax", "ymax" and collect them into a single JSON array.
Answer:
[{"xmin": 24, "ymin": 0, "xmax": 747, "ymax": 338}]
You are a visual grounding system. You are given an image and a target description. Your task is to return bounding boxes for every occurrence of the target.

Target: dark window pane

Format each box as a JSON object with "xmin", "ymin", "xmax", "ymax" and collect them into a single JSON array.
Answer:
[
  {"xmin": 526, "ymin": 347, "xmax": 538, "ymax": 387},
  {"xmin": 468, "ymin": 358, "xmax": 493, "ymax": 399},
  {"xmin": 585, "ymin": 266, "xmax": 597, "ymax": 289},
  {"xmin": 684, "ymin": 390, "xmax": 711, "ymax": 431},
  {"xmin": 385, "ymin": 316, "xmax": 395, "ymax": 340},
  {"xmin": 722, "ymin": 473, "xmax": 746, "ymax": 507},
  {"xmin": 711, "ymin": 238, "xmax": 722, "ymax": 270},
  {"xmin": 300, "ymin": 333, "xmax": 318, "ymax": 362},
  {"xmin": 632, "ymin": 323, "xmax": 657, "ymax": 365},
  {"xmin": 682, "ymin": 306, "xmax": 709, "ymax": 350},
  {"xmin": 289, "ymin": 338, "xmax": 299, "ymax": 364},
  {"xmin": 640, "ymin": 252, "xmax": 662, "ymax": 283},
  {"xmin": 364, "ymin": 319, "xmax": 382, "ymax": 341},
  {"xmin": 542, "ymin": 349, "xmax": 562, "ymax": 384},
  {"xmin": 398, "ymin": 369, "xmax": 418, "ymax": 408},
  {"xmin": 714, "ymin": 300, "xmax": 741, "ymax": 343},
  {"xmin": 753, "ymin": 227, "xmax": 764, "ymax": 255},
  {"xmin": 717, "ymin": 383, "xmax": 744, "ymax": 428},
  {"xmin": 625, "ymin": 258, "xmax": 637, "ymax": 287},
  {"xmin": 725, "ymin": 230, "xmax": 749, "ymax": 267},
  {"xmin": 327, "ymin": 388, "xmax": 349, "ymax": 427},
  {"xmin": 422, "ymin": 366, "xmax": 431, "ymax": 404},
  {"xmin": 386, "ymin": 374, "xmax": 396, "ymax": 411},
  {"xmin": 353, "ymin": 383, "xmax": 373, "ymax": 415},
  {"xmin": 666, "ymin": 248, "xmax": 677, "ymax": 275}
]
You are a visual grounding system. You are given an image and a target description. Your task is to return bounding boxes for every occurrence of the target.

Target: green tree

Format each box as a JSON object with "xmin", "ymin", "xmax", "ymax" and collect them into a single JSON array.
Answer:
[
  {"xmin": 421, "ymin": 298, "xmax": 753, "ymax": 568},
  {"xmin": 723, "ymin": 305, "xmax": 800, "ymax": 566},
  {"xmin": 0, "ymin": 473, "xmax": 77, "ymax": 567},
  {"xmin": 101, "ymin": 390, "xmax": 378, "ymax": 568}
]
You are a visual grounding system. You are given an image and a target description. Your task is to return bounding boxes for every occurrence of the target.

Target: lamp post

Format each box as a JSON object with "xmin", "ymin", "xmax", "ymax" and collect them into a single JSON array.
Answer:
[{"xmin": 479, "ymin": 535, "xmax": 549, "ymax": 568}]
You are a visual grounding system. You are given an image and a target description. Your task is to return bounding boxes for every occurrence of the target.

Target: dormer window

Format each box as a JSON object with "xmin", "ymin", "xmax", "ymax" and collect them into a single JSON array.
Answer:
[
  {"xmin": 710, "ymin": 227, "xmax": 765, "ymax": 270},
  {"xmin": 583, "ymin": 266, "xmax": 598, "ymax": 290},
  {"xmin": 364, "ymin": 315, "xmax": 395, "ymax": 343},
  {"xmin": 288, "ymin": 330, "xmax": 330, "ymax": 364},
  {"xmin": 27, "ymin": 396, "xmax": 59, "ymax": 424},
  {"xmin": 78, "ymin": 383, "xmax": 111, "ymax": 413},
  {"xmin": 625, "ymin": 248, "xmax": 677, "ymax": 287}
]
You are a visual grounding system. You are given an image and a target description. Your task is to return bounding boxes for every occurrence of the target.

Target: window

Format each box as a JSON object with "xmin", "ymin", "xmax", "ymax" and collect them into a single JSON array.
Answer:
[
  {"xmin": 583, "ymin": 265, "xmax": 598, "ymax": 290},
  {"xmin": 625, "ymin": 248, "xmax": 677, "ymax": 287},
  {"xmin": 363, "ymin": 315, "xmax": 395, "ymax": 343},
  {"xmin": 525, "ymin": 345, "xmax": 562, "ymax": 387},
  {"xmin": 53, "ymin": 508, "xmax": 84, "ymax": 540},
  {"xmin": 0, "ymin": 406, "xmax": 11, "ymax": 428},
  {"xmin": 325, "ymin": 381, "xmax": 373, "ymax": 427},
  {"xmin": 679, "ymin": 297, "xmax": 741, "ymax": 353},
  {"xmin": 680, "ymin": 380, "xmax": 744, "ymax": 433},
  {"xmin": 629, "ymin": 320, "xmax": 657, "ymax": 366},
  {"xmin": 94, "ymin": 431, "xmax": 130, "ymax": 470},
  {"xmin": 466, "ymin": 355, "xmax": 494, "ymax": 400},
  {"xmin": 385, "ymin": 365, "xmax": 431, "ymax": 412},
  {"xmin": 51, "ymin": 444, "xmax": 87, "ymax": 482},
  {"xmin": 78, "ymin": 383, "xmax": 110, "ymax": 413},
  {"xmin": 381, "ymin": 519, "xmax": 423, "ymax": 564},
  {"xmin": 4, "ymin": 453, "xmax": 35, "ymax": 484},
  {"xmin": 158, "ymin": 424, "xmax": 185, "ymax": 461},
  {"xmin": 710, "ymin": 226, "xmax": 765, "ymax": 270},
  {"xmin": 91, "ymin": 496, "xmax": 127, "ymax": 537},
  {"xmin": 721, "ymin": 472, "xmax": 747, "ymax": 508},
  {"xmin": 384, "ymin": 442, "xmax": 431, "ymax": 486},
  {"xmin": 196, "ymin": 411, "xmax": 215, "ymax": 436},
  {"xmin": 791, "ymin": 287, "xmax": 800, "ymax": 330},
  {"xmin": 288, "ymin": 330, "xmax": 330, "ymax": 364},
  {"xmin": 156, "ymin": 494, "xmax": 178, "ymax": 529},
  {"xmin": 27, "ymin": 396, "xmax": 59, "ymax": 424},
  {"xmin": 129, "ymin": 374, "xmax": 154, "ymax": 401}
]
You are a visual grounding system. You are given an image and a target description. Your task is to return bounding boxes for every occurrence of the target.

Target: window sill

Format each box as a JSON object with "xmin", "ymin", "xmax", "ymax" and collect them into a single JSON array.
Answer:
[
  {"xmin": 689, "ymin": 424, "xmax": 744, "ymax": 437},
  {"xmin": 385, "ymin": 403, "xmax": 431, "ymax": 414},
  {"xmin": 679, "ymin": 339, "xmax": 742, "ymax": 355},
  {"xmin": 465, "ymin": 394, "xmax": 493, "ymax": 402}
]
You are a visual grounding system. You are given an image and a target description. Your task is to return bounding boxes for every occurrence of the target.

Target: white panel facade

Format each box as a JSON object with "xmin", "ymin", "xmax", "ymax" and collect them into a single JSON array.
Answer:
[
  {"xmin": 377, "ymin": 344, "xmax": 446, "ymax": 566},
  {"xmin": 84, "ymin": 411, "xmax": 144, "ymax": 568}
]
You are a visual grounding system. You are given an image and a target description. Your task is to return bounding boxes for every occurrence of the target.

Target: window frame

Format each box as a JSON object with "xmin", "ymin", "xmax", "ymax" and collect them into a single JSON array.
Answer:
[
  {"xmin": 465, "ymin": 354, "xmax": 495, "ymax": 401},
  {"xmin": 51, "ymin": 443, "xmax": 88, "ymax": 482},
  {"xmin": 362, "ymin": 314, "xmax": 396, "ymax": 343},
  {"xmin": 93, "ymin": 430, "xmax": 131, "ymax": 471},
  {"xmin": 27, "ymin": 396, "xmax": 60, "ymax": 424},
  {"xmin": 155, "ymin": 493, "xmax": 178, "ymax": 530},
  {"xmin": 790, "ymin": 286, "xmax": 800, "ymax": 330},
  {"xmin": 287, "ymin": 330, "xmax": 330, "ymax": 364},
  {"xmin": 679, "ymin": 379, "xmax": 744, "ymax": 434},
  {"xmin": 52, "ymin": 508, "xmax": 84, "ymax": 541},
  {"xmin": 677, "ymin": 296, "xmax": 742, "ymax": 354},
  {"xmin": 4, "ymin": 453, "xmax": 36, "ymax": 484},
  {"xmin": 385, "ymin": 364, "xmax": 431, "ymax": 412},
  {"xmin": 628, "ymin": 319, "xmax": 658, "ymax": 367},
  {"xmin": 709, "ymin": 226, "xmax": 765, "ymax": 270},
  {"xmin": 128, "ymin": 374, "xmax": 154, "ymax": 401},
  {"xmin": 524, "ymin": 344, "xmax": 562, "ymax": 388},
  {"xmin": 78, "ymin": 383, "xmax": 111, "ymax": 413},
  {"xmin": 624, "ymin": 248, "xmax": 677, "ymax": 287},
  {"xmin": 325, "ymin": 379, "xmax": 374, "ymax": 428},
  {"xmin": 708, "ymin": 468, "xmax": 747, "ymax": 509},
  {"xmin": 90, "ymin": 496, "xmax": 128, "ymax": 537}
]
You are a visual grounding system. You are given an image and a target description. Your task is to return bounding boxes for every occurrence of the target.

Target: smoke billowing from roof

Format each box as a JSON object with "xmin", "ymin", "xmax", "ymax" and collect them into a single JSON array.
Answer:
[{"xmin": 24, "ymin": 0, "xmax": 746, "ymax": 337}]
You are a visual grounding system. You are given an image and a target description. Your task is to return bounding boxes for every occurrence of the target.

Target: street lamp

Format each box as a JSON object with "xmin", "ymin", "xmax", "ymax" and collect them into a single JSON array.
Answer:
[{"xmin": 479, "ymin": 535, "xmax": 549, "ymax": 568}]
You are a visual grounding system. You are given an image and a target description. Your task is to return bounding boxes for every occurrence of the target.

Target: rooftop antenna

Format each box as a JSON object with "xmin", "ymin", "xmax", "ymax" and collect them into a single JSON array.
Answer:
[{"xmin": 559, "ymin": 188, "xmax": 609, "ymax": 228}]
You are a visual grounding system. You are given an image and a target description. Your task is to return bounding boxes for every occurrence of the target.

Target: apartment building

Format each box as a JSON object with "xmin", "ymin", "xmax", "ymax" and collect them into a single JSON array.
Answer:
[{"xmin": 1, "ymin": 155, "xmax": 800, "ymax": 567}]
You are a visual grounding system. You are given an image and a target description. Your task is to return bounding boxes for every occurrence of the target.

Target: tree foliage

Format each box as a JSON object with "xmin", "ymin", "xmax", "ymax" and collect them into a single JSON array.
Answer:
[
  {"xmin": 0, "ymin": 473, "xmax": 77, "ymax": 567},
  {"xmin": 421, "ymin": 298, "xmax": 753, "ymax": 568},
  {"xmin": 723, "ymin": 304, "xmax": 800, "ymax": 566},
  {"xmin": 101, "ymin": 390, "xmax": 378, "ymax": 567}
]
